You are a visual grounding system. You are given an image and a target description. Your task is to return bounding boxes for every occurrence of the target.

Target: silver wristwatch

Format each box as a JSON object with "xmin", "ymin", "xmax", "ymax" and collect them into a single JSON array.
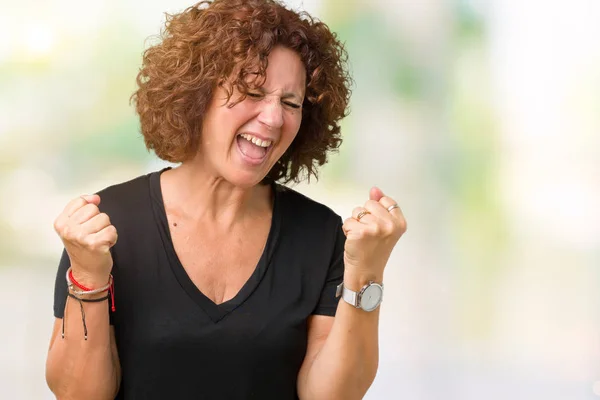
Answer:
[{"xmin": 336, "ymin": 281, "xmax": 384, "ymax": 312}]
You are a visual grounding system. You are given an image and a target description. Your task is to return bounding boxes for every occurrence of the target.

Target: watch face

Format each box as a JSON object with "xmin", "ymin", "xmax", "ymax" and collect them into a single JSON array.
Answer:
[{"xmin": 360, "ymin": 284, "xmax": 383, "ymax": 312}]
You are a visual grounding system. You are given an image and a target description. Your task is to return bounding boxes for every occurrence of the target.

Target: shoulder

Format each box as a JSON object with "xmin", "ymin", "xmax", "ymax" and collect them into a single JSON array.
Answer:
[
  {"xmin": 275, "ymin": 184, "xmax": 342, "ymax": 229},
  {"xmin": 93, "ymin": 169, "xmax": 162, "ymax": 219}
]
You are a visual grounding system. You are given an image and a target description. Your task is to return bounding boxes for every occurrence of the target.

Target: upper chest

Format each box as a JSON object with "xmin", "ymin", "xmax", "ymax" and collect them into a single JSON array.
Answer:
[{"xmin": 166, "ymin": 212, "xmax": 272, "ymax": 305}]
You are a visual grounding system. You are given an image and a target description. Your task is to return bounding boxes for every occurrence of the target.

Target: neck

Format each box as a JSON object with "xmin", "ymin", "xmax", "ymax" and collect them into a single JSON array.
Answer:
[{"xmin": 160, "ymin": 163, "xmax": 272, "ymax": 231}]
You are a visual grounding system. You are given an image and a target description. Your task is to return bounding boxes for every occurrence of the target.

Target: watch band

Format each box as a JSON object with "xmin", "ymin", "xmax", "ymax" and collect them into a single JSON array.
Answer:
[
  {"xmin": 336, "ymin": 281, "xmax": 384, "ymax": 311},
  {"xmin": 336, "ymin": 282, "xmax": 358, "ymax": 307}
]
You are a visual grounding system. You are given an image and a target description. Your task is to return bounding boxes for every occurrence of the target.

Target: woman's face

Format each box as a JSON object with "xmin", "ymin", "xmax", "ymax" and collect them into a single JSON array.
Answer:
[{"xmin": 197, "ymin": 46, "xmax": 306, "ymax": 188}]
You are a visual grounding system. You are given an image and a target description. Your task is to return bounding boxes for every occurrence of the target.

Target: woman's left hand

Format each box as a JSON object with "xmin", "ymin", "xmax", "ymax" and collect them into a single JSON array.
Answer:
[{"xmin": 342, "ymin": 187, "xmax": 407, "ymax": 278}]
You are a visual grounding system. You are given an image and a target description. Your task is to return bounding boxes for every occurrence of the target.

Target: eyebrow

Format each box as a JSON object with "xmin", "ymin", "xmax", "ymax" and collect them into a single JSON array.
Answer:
[
  {"xmin": 282, "ymin": 92, "xmax": 303, "ymax": 102},
  {"xmin": 257, "ymin": 87, "xmax": 304, "ymax": 102}
]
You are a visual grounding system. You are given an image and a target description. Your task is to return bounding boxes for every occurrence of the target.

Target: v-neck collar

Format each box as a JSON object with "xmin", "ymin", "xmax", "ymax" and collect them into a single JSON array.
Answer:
[{"xmin": 148, "ymin": 168, "xmax": 281, "ymax": 323}]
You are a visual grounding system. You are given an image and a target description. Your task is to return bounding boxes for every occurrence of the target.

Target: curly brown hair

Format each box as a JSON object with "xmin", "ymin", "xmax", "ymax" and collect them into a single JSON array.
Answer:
[{"xmin": 131, "ymin": 0, "xmax": 352, "ymax": 183}]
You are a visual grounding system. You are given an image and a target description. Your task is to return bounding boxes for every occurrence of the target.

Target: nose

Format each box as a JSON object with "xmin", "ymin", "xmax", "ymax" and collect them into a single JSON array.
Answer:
[{"xmin": 257, "ymin": 96, "xmax": 284, "ymax": 130}]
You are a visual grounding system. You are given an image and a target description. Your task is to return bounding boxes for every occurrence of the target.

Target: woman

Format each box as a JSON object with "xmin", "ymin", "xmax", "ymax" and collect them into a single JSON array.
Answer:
[{"xmin": 46, "ymin": 0, "xmax": 406, "ymax": 399}]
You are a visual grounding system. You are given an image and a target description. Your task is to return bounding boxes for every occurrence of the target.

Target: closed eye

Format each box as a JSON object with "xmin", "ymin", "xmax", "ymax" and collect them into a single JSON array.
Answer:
[
  {"xmin": 283, "ymin": 101, "xmax": 301, "ymax": 109},
  {"xmin": 246, "ymin": 91, "xmax": 301, "ymax": 109}
]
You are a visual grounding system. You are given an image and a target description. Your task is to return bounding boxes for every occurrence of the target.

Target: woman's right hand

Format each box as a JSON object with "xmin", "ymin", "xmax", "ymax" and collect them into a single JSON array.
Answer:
[{"xmin": 53, "ymin": 194, "xmax": 118, "ymax": 287}]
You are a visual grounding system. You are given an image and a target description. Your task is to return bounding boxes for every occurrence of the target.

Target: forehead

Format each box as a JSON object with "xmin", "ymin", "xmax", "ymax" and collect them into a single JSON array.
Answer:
[{"xmin": 261, "ymin": 46, "xmax": 306, "ymax": 96}]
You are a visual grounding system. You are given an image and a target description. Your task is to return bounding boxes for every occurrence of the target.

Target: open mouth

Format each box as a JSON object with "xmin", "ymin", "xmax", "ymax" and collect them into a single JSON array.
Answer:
[{"xmin": 236, "ymin": 133, "xmax": 273, "ymax": 162}]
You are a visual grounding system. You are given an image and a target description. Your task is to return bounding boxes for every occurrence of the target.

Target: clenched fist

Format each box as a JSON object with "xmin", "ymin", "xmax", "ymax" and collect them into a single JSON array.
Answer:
[
  {"xmin": 53, "ymin": 194, "xmax": 117, "ymax": 287},
  {"xmin": 342, "ymin": 187, "xmax": 406, "ymax": 278}
]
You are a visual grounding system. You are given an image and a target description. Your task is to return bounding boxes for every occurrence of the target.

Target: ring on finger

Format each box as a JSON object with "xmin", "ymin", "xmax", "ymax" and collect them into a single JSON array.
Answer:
[
  {"xmin": 356, "ymin": 210, "xmax": 371, "ymax": 221},
  {"xmin": 387, "ymin": 204, "xmax": 400, "ymax": 212}
]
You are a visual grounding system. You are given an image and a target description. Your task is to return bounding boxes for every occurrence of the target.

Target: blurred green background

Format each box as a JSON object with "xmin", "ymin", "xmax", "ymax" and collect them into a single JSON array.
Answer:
[{"xmin": 1, "ymin": 0, "xmax": 599, "ymax": 398}]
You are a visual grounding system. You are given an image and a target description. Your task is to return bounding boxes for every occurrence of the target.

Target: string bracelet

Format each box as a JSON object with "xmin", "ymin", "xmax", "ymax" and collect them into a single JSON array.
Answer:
[
  {"xmin": 61, "ymin": 294, "xmax": 110, "ymax": 340},
  {"xmin": 62, "ymin": 267, "xmax": 115, "ymax": 341},
  {"xmin": 66, "ymin": 267, "xmax": 115, "ymax": 312}
]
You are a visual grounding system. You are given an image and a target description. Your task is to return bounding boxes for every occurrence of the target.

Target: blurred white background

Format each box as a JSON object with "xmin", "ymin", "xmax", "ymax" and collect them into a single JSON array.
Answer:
[{"xmin": 1, "ymin": 0, "xmax": 599, "ymax": 398}]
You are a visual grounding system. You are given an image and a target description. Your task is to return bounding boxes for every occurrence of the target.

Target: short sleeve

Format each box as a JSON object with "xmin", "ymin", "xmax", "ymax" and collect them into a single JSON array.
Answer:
[
  {"xmin": 52, "ymin": 248, "xmax": 115, "ymax": 324},
  {"xmin": 53, "ymin": 249, "xmax": 70, "ymax": 319},
  {"xmin": 312, "ymin": 217, "xmax": 345, "ymax": 316}
]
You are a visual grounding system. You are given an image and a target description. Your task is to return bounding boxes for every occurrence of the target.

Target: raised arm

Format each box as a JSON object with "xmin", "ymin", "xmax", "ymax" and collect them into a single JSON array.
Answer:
[
  {"xmin": 298, "ymin": 188, "xmax": 406, "ymax": 399},
  {"xmin": 46, "ymin": 195, "xmax": 121, "ymax": 399}
]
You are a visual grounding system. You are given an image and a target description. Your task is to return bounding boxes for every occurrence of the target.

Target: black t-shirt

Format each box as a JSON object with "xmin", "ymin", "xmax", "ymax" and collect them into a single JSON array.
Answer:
[{"xmin": 53, "ymin": 168, "xmax": 345, "ymax": 399}]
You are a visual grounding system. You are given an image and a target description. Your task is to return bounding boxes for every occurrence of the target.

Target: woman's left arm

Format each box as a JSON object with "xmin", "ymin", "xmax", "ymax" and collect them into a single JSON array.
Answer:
[{"xmin": 297, "ymin": 187, "xmax": 407, "ymax": 400}]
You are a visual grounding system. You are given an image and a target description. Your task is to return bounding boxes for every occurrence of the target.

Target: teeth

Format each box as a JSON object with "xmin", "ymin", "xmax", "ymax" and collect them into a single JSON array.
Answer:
[{"xmin": 240, "ymin": 133, "xmax": 272, "ymax": 148}]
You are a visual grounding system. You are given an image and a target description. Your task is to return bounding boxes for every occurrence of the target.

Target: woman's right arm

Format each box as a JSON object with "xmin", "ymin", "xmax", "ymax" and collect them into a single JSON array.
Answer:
[{"xmin": 45, "ymin": 194, "xmax": 121, "ymax": 399}]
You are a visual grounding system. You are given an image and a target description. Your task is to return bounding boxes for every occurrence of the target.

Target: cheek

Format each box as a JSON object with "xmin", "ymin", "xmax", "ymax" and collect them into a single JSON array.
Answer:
[
  {"xmin": 212, "ymin": 107, "xmax": 249, "ymax": 140},
  {"xmin": 226, "ymin": 106, "xmax": 249, "ymax": 125},
  {"xmin": 282, "ymin": 113, "xmax": 303, "ymax": 142}
]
